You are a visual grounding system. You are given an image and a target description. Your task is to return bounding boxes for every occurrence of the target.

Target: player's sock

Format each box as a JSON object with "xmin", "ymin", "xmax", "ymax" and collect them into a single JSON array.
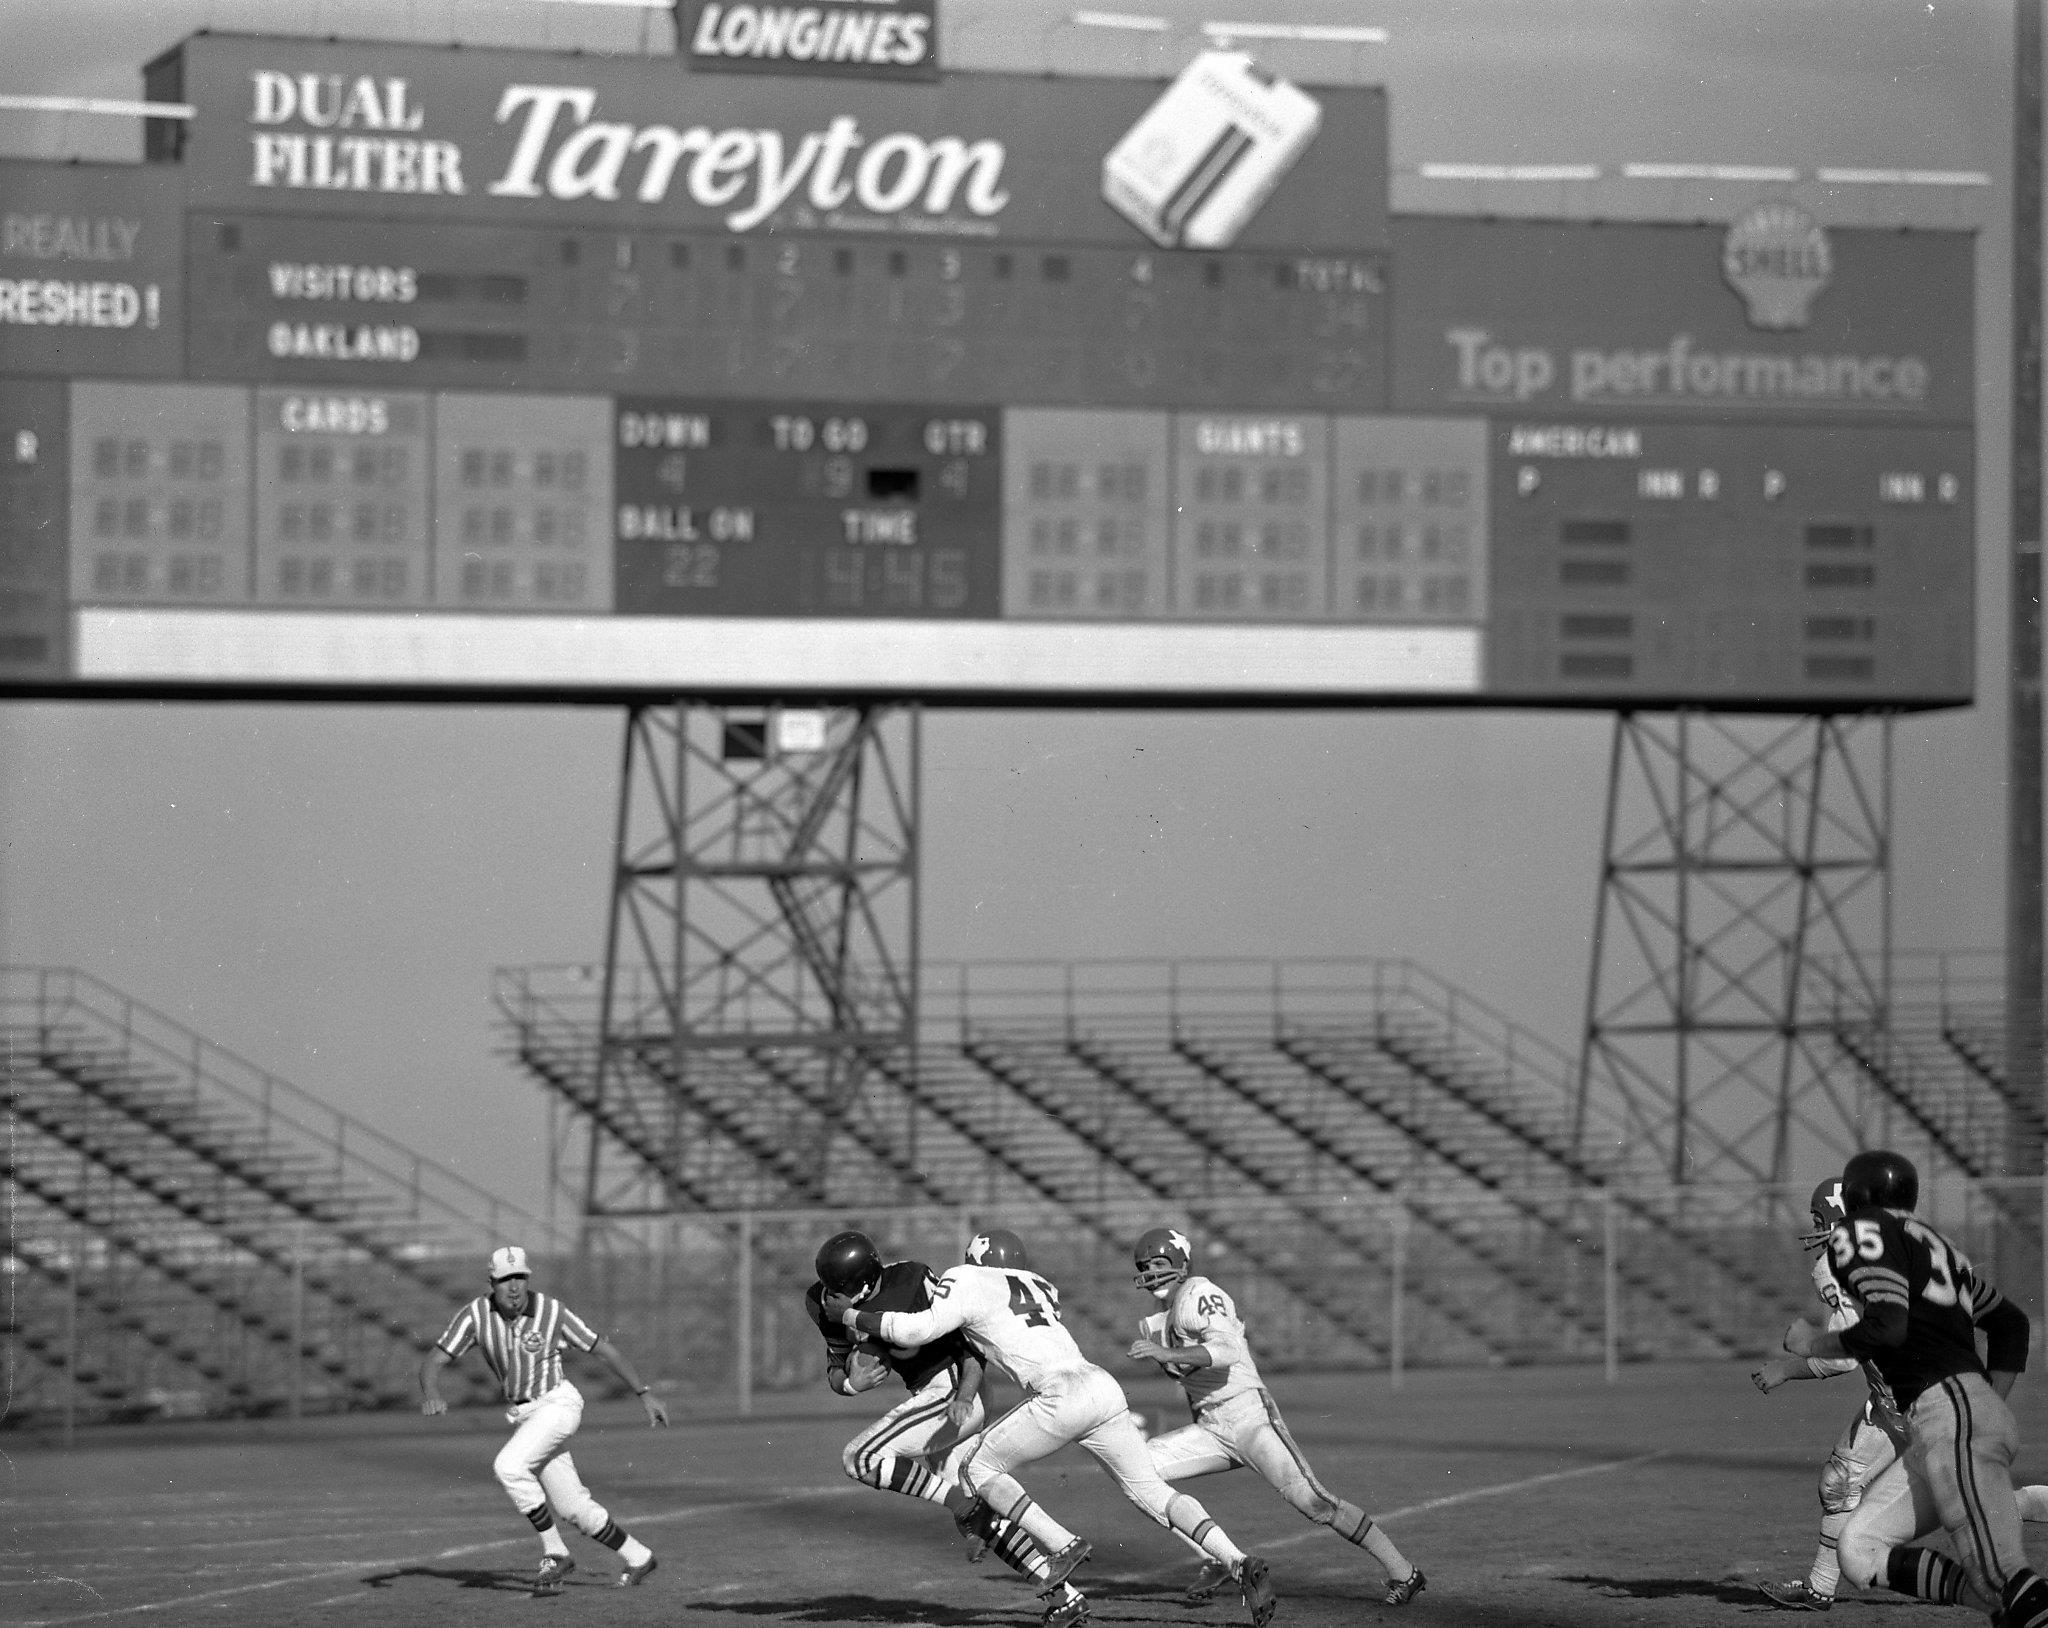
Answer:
[
  {"xmin": 871, "ymin": 1454, "xmax": 947, "ymax": 1503},
  {"xmin": 524, "ymin": 1503, "xmax": 571, "ymax": 1558},
  {"xmin": 1164, "ymin": 1493, "xmax": 1245, "ymax": 1569},
  {"xmin": 2003, "ymin": 1568, "xmax": 2048, "ymax": 1628},
  {"xmin": 1885, "ymin": 1545, "xmax": 1968, "ymax": 1604},
  {"xmin": 587, "ymin": 1518, "xmax": 652, "ymax": 1569},
  {"xmin": 1808, "ymin": 1514, "xmax": 1846, "ymax": 1597},
  {"xmin": 978, "ymin": 1478, "xmax": 1078, "ymax": 1556},
  {"xmin": 982, "ymin": 1511, "xmax": 1047, "ymax": 1580},
  {"xmin": 1331, "ymin": 1504, "xmax": 1412, "ymax": 1581}
]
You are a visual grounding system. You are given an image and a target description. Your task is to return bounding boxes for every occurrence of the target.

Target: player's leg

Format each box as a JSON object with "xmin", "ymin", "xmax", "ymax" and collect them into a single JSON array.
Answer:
[
  {"xmin": 844, "ymin": 1372, "xmax": 961, "ymax": 1505},
  {"xmin": 1072, "ymin": 1378, "xmax": 1277, "ymax": 1628},
  {"xmin": 1767, "ymin": 1405, "xmax": 1899, "ymax": 1610},
  {"xmin": 1835, "ymin": 1456, "xmax": 1928, "ymax": 1596},
  {"xmin": 956, "ymin": 1389, "xmax": 1092, "ymax": 1578},
  {"xmin": 1146, "ymin": 1420, "xmax": 1245, "ymax": 1601},
  {"xmin": 536, "ymin": 1450, "xmax": 657, "ymax": 1581},
  {"xmin": 493, "ymin": 1399, "xmax": 579, "ymax": 1565},
  {"xmin": 1235, "ymin": 1392, "xmax": 1422, "ymax": 1603},
  {"xmin": 1906, "ymin": 1376, "xmax": 2048, "ymax": 1627}
]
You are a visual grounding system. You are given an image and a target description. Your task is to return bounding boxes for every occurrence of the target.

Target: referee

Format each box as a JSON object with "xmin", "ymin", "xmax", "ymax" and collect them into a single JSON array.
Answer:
[{"xmin": 420, "ymin": 1245, "xmax": 668, "ymax": 1597}]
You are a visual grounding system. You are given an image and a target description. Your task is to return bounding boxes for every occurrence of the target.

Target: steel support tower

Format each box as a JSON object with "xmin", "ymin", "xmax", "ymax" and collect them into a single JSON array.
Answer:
[
  {"xmin": 1576, "ymin": 711, "xmax": 1893, "ymax": 1186},
  {"xmin": 573, "ymin": 702, "xmax": 920, "ymax": 1235}
]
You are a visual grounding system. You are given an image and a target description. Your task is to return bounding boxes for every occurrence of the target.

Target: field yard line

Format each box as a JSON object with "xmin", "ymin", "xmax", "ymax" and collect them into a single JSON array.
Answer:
[
  {"xmin": 1255, "ymin": 1448, "xmax": 1673, "ymax": 1552},
  {"xmin": 20, "ymin": 1486, "xmax": 858, "ymax": 1627}
]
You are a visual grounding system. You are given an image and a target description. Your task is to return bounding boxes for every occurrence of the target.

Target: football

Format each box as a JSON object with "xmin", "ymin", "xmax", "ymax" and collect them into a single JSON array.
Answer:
[{"xmin": 847, "ymin": 1348, "xmax": 890, "ymax": 1391}]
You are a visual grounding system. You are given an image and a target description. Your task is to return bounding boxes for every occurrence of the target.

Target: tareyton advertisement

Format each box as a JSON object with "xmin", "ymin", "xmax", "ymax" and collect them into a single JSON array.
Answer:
[{"xmin": 143, "ymin": 35, "xmax": 1388, "ymax": 251}]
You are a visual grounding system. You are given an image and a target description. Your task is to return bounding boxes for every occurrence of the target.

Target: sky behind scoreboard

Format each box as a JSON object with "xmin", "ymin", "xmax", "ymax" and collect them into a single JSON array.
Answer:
[
  {"xmin": 0, "ymin": 25, "xmax": 1976, "ymax": 706},
  {"xmin": 0, "ymin": 0, "xmax": 2007, "ymax": 1212}
]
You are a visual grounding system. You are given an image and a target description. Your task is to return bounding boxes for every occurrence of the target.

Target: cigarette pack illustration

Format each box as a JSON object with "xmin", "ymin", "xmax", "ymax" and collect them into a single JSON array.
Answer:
[{"xmin": 1101, "ymin": 51, "xmax": 1322, "ymax": 250}]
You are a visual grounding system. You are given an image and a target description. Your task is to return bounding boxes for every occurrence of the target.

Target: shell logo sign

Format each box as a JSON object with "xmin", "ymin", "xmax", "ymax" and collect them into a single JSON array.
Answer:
[{"xmin": 1722, "ymin": 201, "xmax": 1832, "ymax": 331}]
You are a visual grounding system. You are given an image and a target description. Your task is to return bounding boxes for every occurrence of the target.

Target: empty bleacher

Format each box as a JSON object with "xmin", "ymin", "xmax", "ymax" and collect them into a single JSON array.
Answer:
[{"xmin": 2, "ymin": 967, "xmax": 563, "ymax": 1426}]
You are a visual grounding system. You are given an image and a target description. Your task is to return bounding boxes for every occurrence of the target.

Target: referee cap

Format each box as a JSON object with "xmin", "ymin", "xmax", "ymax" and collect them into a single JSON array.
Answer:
[{"xmin": 488, "ymin": 1245, "xmax": 532, "ymax": 1281}]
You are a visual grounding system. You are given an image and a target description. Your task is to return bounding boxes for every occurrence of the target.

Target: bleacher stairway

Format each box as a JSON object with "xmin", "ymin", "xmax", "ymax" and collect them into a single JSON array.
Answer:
[{"xmin": 3, "ymin": 968, "xmax": 561, "ymax": 1426}]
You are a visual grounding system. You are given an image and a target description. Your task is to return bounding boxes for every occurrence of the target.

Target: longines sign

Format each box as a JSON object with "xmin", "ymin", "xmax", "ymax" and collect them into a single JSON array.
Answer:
[
  {"xmin": 147, "ymin": 34, "xmax": 1388, "ymax": 250},
  {"xmin": 679, "ymin": 0, "xmax": 940, "ymax": 82}
]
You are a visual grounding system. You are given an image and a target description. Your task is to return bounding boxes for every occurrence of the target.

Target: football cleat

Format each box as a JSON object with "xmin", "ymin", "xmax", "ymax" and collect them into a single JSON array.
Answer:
[
  {"xmin": 952, "ymin": 1498, "xmax": 991, "ymax": 1563},
  {"xmin": 1182, "ymin": 1559, "xmax": 1234, "ymax": 1606},
  {"xmin": 1037, "ymin": 1537, "xmax": 1092, "ymax": 1595},
  {"xmin": 966, "ymin": 1229, "xmax": 1030, "ymax": 1269},
  {"xmin": 617, "ymin": 1556, "xmax": 658, "ymax": 1587},
  {"xmin": 532, "ymin": 1555, "xmax": 576, "ymax": 1597},
  {"xmin": 1758, "ymin": 1579, "xmax": 1833, "ymax": 1611},
  {"xmin": 1800, "ymin": 1181, "xmax": 1848, "ymax": 1251},
  {"xmin": 1841, "ymin": 1149, "xmax": 1918, "ymax": 1214},
  {"xmin": 815, "ymin": 1231, "xmax": 883, "ymax": 1299},
  {"xmin": 1383, "ymin": 1568, "xmax": 1427, "ymax": 1607},
  {"xmin": 1133, "ymin": 1226, "xmax": 1194, "ymax": 1298},
  {"xmin": 1041, "ymin": 1588, "xmax": 1090, "ymax": 1628},
  {"xmin": 1237, "ymin": 1555, "xmax": 1278, "ymax": 1628}
]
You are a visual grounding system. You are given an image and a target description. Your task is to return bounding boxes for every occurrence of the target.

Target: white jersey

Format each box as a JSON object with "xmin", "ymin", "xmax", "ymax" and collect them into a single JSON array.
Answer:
[
  {"xmin": 876, "ymin": 1263, "xmax": 1091, "ymax": 1393},
  {"xmin": 1808, "ymin": 1251, "xmax": 1863, "ymax": 1379},
  {"xmin": 1143, "ymin": 1273, "xmax": 1261, "ymax": 1410}
]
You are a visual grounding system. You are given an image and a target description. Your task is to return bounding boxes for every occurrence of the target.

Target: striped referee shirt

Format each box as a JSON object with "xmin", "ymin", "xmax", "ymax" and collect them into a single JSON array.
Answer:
[{"xmin": 436, "ymin": 1291, "xmax": 600, "ymax": 1403}]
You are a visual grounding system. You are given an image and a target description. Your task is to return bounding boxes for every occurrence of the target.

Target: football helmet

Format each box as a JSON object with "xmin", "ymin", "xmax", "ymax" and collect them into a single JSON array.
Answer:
[
  {"xmin": 1800, "ymin": 1179, "xmax": 1848, "ymax": 1252},
  {"xmin": 1842, "ymin": 1149, "xmax": 1919, "ymax": 1214},
  {"xmin": 815, "ymin": 1230, "xmax": 883, "ymax": 1300},
  {"xmin": 1133, "ymin": 1226, "xmax": 1193, "ymax": 1298},
  {"xmin": 965, "ymin": 1229, "xmax": 1030, "ymax": 1269}
]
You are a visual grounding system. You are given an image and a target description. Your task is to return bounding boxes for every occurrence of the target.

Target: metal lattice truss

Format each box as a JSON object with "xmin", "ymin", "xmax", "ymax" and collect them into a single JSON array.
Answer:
[
  {"xmin": 1577, "ymin": 711, "xmax": 1892, "ymax": 1186},
  {"xmin": 578, "ymin": 703, "xmax": 919, "ymax": 1226}
]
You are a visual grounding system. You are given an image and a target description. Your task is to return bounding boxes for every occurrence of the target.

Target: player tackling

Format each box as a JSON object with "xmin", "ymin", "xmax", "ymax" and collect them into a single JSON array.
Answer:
[
  {"xmin": 419, "ymin": 1246, "xmax": 666, "ymax": 1597},
  {"xmin": 803, "ymin": 1230, "xmax": 1090, "ymax": 1625},
  {"xmin": 823, "ymin": 1228, "xmax": 1280, "ymax": 1628},
  {"xmin": 1127, "ymin": 1226, "xmax": 1427, "ymax": 1607}
]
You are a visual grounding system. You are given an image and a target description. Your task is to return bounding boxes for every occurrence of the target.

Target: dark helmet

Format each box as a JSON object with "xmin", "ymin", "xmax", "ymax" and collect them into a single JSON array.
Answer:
[
  {"xmin": 965, "ymin": 1228, "xmax": 1029, "ymax": 1269},
  {"xmin": 1800, "ymin": 1179, "xmax": 1848, "ymax": 1251},
  {"xmin": 1841, "ymin": 1150, "xmax": 1919, "ymax": 1214},
  {"xmin": 815, "ymin": 1230, "xmax": 883, "ymax": 1299},
  {"xmin": 1132, "ymin": 1225, "xmax": 1194, "ymax": 1297}
]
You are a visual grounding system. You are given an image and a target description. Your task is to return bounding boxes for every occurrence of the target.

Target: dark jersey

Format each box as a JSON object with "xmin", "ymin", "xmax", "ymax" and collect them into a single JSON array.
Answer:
[
  {"xmin": 803, "ymin": 1258, "xmax": 970, "ymax": 1394},
  {"xmin": 1826, "ymin": 1206, "xmax": 2024, "ymax": 1409}
]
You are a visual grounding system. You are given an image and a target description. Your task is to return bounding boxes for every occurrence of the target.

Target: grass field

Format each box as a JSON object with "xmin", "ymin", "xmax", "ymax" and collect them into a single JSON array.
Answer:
[{"xmin": 10, "ymin": 1361, "xmax": 2048, "ymax": 1628}]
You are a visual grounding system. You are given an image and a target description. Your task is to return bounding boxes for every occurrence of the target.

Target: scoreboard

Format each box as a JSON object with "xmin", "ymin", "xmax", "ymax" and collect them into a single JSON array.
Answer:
[{"xmin": 0, "ymin": 33, "xmax": 1977, "ymax": 707}]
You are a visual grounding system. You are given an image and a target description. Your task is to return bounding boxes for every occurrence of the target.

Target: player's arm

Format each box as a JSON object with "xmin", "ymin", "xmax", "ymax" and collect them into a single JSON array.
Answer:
[
  {"xmin": 588, "ymin": 1334, "xmax": 669, "ymax": 1427},
  {"xmin": 419, "ymin": 1343, "xmax": 455, "ymax": 1415},
  {"xmin": 828, "ymin": 1269, "xmax": 972, "ymax": 1346},
  {"xmin": 942, "ymin": 1347, "xmax": 987, "ymax": 1438},
  {"xmin": 1972, "ymin": 1279, "xmax": 2030, "ymax": 1396}
]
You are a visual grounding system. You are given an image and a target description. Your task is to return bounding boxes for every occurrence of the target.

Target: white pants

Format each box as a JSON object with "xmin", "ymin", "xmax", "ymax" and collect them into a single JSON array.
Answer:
[
  {"xmin": 952, "ymin": 1364, "xmax": 1186, "ymax": 1525},
  {"xmin": 493, "ymin": 1382, "xmax": 612, "ymax": 1537},
  {"xmin": 1149, "ymin": 1388, "xmax": 1357, "ymax": 1525}
]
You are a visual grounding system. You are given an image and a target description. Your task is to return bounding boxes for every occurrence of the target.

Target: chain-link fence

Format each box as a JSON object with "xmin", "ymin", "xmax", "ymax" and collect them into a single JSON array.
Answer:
[{"xmin": 513, "ymin": 1177, "xmax": 2048, "ymax": 1417}]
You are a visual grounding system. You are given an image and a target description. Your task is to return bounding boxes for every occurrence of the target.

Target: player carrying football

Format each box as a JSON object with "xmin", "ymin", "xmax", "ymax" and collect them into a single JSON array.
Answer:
[
  {"xmin": 1127, "ymin": 1226, "xmax": 1426, "ymax": 1608},
  {"xmin": 823, "ymin": 1228, "xmax": 1280, "ymax": 1628},
  {"xmin": 803, "ymin": 1231, "xmax": 1089, "ymax": 1625},
  {"xmin": 1783, "ymin": 1150, "xmax": 2048, "ymax": 1625}
]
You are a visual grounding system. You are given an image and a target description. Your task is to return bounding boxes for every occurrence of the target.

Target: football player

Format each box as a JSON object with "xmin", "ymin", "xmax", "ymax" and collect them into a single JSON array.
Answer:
[
  {"xmin": 1127, "ymin": 1226, "xmax": 1425, "ymax": 1608},
  {"xmin": 1750, "ymin": 1179, "xmax": 1903, "ymax": 1610},
  {"xmin": 803, "ymin": 1231, "xmax": 1089, "ymax": 1626},
  {"xmin": 823, "ymin": 1228, "xmax": 1280, "ymax": 1628},
  {"xmin": 1784, "ymin": 1150, "xmax": 2048, "ymax": 1625}
]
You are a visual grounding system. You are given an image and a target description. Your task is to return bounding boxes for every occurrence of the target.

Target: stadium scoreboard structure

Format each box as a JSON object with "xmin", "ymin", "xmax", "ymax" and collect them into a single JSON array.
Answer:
[{"xmin": 0, "ymin": 32, "xmax": 1976, "ymax": 706}]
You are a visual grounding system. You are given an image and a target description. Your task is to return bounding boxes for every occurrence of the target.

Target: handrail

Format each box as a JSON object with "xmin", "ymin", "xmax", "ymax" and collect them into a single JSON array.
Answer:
[{"xmin": 3, "ymin": 966, "xmax": 565, "ymax": 1255}]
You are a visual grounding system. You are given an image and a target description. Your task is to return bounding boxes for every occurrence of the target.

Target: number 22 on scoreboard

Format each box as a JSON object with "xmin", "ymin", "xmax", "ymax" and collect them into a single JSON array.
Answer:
[{"xmin": 664, "ymin": 543, "xmax": 718, "ymax": 588}]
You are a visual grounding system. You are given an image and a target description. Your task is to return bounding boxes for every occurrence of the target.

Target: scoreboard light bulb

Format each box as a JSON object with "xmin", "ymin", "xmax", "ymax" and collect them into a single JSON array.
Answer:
[
  {"xmin": 13, "ymin": 430, "xmax": 35, "ymax": 464},
  {"xmin": 1516, "ymin": 466, "xmax": 1539, "ymax": 496},
  {"xmin": 1764, "ymin": 468, "xmax": 1787, "ymax": 501}
]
